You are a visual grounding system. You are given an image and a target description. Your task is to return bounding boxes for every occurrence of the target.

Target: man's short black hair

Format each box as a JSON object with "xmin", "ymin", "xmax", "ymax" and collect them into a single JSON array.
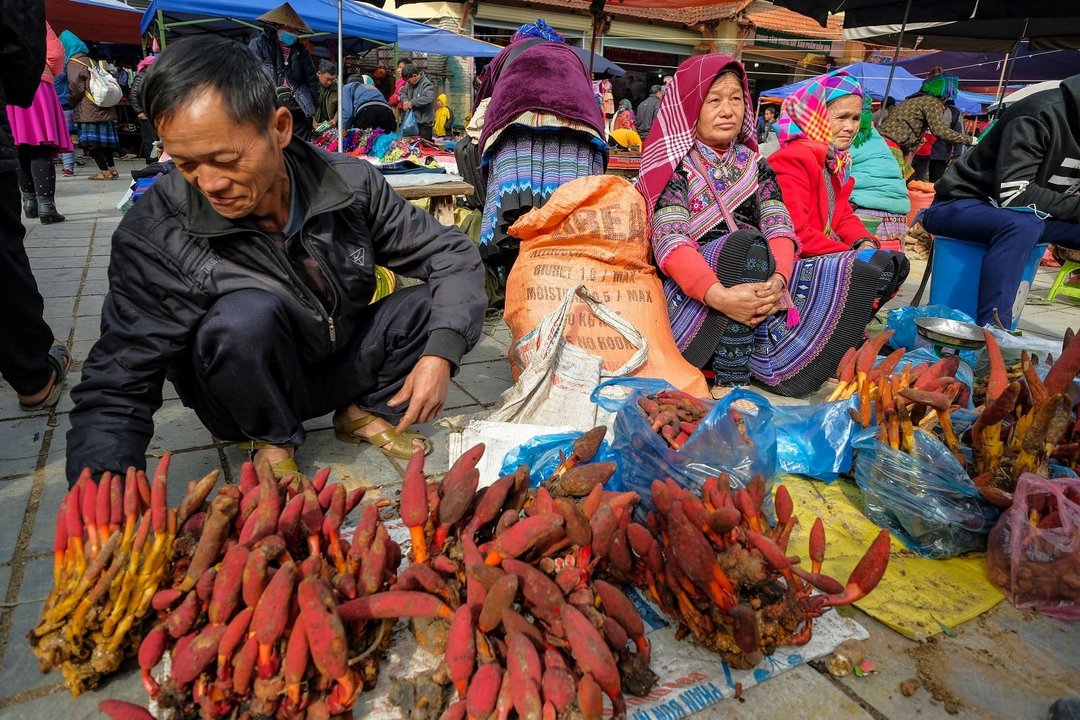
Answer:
[
  {"xmin": 650, "ymin": 84, "xmax": 662, "ymax": 94},
  {"xmin": 402, "ymin": 63, "xmax": 420, "ymax": 79},
  {"xmin": 142, "ymin": 35, "xmax": 278, "ymax": 131},
  {"xmin": 318, "ymin": 60, "xmax": 337, "ymax": 76}
]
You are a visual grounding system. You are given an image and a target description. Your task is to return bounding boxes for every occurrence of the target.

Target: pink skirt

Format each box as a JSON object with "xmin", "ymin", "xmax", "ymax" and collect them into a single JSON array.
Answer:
[{"xmin": 5, "ymin": 80, "xmax": 74, "ymax": 152}]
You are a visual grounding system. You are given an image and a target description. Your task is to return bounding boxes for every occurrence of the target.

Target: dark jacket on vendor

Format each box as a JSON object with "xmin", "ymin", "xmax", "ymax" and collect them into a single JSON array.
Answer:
[
  {"xmin": 401, "ymin": 72, "xmax": 436, "ymax": 126},
  {"xmin": 935, "ymin": 75, "xmax": 1080, "ymax": 222},
  {"xmin": 249, "ymin": 27, "xmax": 319, "ymax": 118},
  {"xmin": 1, "ymin": 0, "xmax": 45, "ymax": 171},
  {"xmin": 66, "ymin": 139, "xmax": 486, "ymax": 481}
]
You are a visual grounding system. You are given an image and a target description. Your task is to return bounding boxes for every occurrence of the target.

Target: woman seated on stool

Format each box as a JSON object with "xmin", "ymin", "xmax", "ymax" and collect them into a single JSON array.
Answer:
[
  {"xmin": 636, "ymin": 54, "xmax": 796, "ymax": 395},
  {"xmin": 765, "ymin": 70, "xmax": 909, "ymax": 396}
]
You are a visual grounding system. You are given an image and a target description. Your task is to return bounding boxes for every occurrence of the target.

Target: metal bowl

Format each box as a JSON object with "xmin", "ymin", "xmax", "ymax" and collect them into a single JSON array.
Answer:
[{"xmin": 914, "ymin": 317, "xmax": 987, "ymax": 350}]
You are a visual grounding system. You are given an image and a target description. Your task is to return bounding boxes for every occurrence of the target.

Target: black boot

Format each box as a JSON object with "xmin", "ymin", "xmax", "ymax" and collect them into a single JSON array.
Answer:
[
  {"xmin": 21, "ymin": 191, "xmax": 37, "ymax": 219},
  {"xmin": 37, "ymin": 196, "xmax": 65, "ymax": 224}
]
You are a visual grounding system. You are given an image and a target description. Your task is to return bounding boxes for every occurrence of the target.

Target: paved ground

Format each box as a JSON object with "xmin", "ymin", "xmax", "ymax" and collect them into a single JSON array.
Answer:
[{"xmin": 0, "ymin": 164, "xmax": 1077, "ymax": 719}]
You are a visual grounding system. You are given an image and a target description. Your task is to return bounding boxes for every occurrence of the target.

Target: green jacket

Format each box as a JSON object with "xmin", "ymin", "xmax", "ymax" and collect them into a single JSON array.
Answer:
[{"xmin": 878, "ymin": 93, "xmax": 971, "ymax": 153}]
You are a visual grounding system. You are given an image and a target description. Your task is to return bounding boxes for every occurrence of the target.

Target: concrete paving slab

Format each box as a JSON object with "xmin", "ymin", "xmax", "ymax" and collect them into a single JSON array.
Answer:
[
  {"xmin": 26, "ymin": 467, "xmax": 69, "ymax": 558},
  {"xmin": 74, "ymin": 295, "xmax": 105, "ymax": 319},
  {"xmin": 0, "ymin": 417, "xmax": 48, "ymax": 478},
  {"xmin": 0, "ymin": 599, "xmax": 51, "ymax": 699},
  {"xmin": 0, "ymin": 670, "xmax": 145, "ymax": 720},
  {"xmin": 148, "ymin": 401, "xmax": 215, "ymax": 455},
  {"xmin": 461, "ymin": 334, "xmax": 509, "ymax": 365},
  {"xmin": 717, "ymin": 664, "xmax": 875, "ymax": 719},
  {"xmin": 452, "ymin": 360, "xmax": 513, "ymax": 407},
  {"xmin": 0, "ymin": 480, "xmax": 31, "ymax": 565}
]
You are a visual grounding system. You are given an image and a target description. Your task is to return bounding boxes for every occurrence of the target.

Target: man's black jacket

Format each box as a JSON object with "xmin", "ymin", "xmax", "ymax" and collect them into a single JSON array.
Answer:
[
  {"xmin": 0, "ymin": 0, "xmax": 45, "ymax": 172},
  {"xmin": 66, "ymin": 140, "xmax": 486, "ymax": 483},
  {"xmin": 936, "ymin": 74, "xmax": 1080, "ymax": 222}
]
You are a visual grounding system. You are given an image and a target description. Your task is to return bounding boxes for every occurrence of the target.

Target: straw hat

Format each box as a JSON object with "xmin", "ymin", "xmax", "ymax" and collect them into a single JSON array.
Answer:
[{"xmin": 256, "ymin": 2, "xmax": 312, "ymax": 33}]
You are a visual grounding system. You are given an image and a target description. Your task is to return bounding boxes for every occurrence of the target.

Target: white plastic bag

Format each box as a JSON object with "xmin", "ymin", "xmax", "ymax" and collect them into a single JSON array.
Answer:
[
  {"xmin": 78, "ymin": 59, "xmax": 122, "ymax": 108},
  {"xmin": 488, "ymin": 285, "xmax": 647, "ymax": 429}
]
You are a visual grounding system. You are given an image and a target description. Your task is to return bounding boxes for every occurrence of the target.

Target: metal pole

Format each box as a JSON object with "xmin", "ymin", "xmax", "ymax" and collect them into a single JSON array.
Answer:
[
  {"xmin": 990, "ymin": 21, "xmax": 1029, "ymax": 123},
  {"xmin": 876, "ymin": 0, "xmax": 912, "ymax": 128},
  {"xmin": 157, "ymin": 8, "xmax": 167, "ymax": 50},
  {"xmin": 337, "ymin": 0, "xmax": 344, "ymax": 153}
]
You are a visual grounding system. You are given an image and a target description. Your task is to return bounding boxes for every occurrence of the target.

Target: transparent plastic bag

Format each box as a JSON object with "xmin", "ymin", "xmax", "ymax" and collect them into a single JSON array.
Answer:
[
  {"xmin": 853, "ymin": 427, "xmax": 1000, "ymax": 559},
  {"xmin": 592, "ymin": 379, "xmax": 775, "ymax": 516},
  {"xmin": 772, "ymin": 397, "xmax": 859, "ymax": 482},
  {"xmin": 891, "ymin": 347, "xmax": 976, "ymax": 408},
  {"xmin": 987, "ymin": 474, "xmax": 1080, "ymax": 620},
  {"xmin": 500, "ymin": 430, "xmax": 620, "ymax": 491}
]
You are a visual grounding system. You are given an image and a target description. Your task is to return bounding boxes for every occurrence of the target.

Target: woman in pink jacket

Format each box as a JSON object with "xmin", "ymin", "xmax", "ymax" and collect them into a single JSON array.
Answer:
[{"xmin": 5, "ymin": 21, "xmax": 71, "ymax": 223}]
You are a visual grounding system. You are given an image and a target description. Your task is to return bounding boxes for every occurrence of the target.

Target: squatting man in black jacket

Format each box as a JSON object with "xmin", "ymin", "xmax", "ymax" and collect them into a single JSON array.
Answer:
[
  {"xmin": 64, "ymin": 36, "xmax": 487, "ymax": 485},
  {"xmin": 921, "ymin": 74, "xmax": 1080, "ymax": 327}
]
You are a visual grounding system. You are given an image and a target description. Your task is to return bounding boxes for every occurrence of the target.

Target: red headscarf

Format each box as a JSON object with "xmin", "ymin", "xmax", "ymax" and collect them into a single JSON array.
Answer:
[{"xmin": 636, "ymin": 54, "xmax": 757, "ymax": 222}]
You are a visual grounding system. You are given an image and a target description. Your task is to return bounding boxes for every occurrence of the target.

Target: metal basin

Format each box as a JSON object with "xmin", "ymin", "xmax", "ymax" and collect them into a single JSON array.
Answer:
[{"xmin": 914, "ymin": 317, "xmax": 987, "ymax": 350}]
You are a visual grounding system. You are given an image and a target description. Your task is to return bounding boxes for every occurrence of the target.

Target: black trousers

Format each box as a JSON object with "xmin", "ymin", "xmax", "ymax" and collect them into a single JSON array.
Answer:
[
  {"xmin": 138, "ymin": 119, "xmax": 158, "ymax": 163},
  {"xmin": 172, "ymin": 284, "xmax": 432, "ymax": 448},
  {"xmin": 0, "ymin": 170, "xmax": 55, "ymax": 395}
]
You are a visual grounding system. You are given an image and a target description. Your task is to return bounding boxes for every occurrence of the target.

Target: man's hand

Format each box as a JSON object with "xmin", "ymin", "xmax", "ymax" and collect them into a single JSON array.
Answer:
[
  {"xmin": 387, "ymin": 355, "xmax": 451, "ymax": 433},
  {"xmin": 402, "ymin": 100, "xmax": 412, "ymax": 110},
  {"xmin": 136, "ymin": 112, "xmax": 147, "ymax": 121}
]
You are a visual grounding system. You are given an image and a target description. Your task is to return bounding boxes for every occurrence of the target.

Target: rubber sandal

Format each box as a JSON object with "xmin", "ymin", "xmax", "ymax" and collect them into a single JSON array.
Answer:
[
  {"xmin": 87, "ymin": 171, "xmax": 113, "ymax": 181},
  {"xmin": 332, "ymin": 410, "xmax": 432, "ymax": 459},
  {"xmin": 19, "ymin": 345, "xmax": 70, "ymax": 411},
  {"xmin": 249, "ymin": 442, "xmax": 306, "ymax": 482}
]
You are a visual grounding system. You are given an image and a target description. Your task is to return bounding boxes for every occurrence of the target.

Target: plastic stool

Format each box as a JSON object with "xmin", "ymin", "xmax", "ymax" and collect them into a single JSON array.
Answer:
[
  {"xmin": 929, "ymin": 236, "xmax": 1048, "ymax": 330},
  {"xmin": 1047, "ymin": 260, "xmax": 1080, "ymax": 302}
]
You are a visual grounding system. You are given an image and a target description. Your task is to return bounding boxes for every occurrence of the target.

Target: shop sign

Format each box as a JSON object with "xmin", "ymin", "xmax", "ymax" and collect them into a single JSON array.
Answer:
[{"xmin": 753, "ymin": 29, "xmax": 834, "ymax": 55}]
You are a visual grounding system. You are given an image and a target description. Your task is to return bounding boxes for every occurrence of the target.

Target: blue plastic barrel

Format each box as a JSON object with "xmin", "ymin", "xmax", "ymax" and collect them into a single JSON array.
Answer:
[{"xmin": 929, "ymin": 237, "xmax": 1047, "ymax": 330}]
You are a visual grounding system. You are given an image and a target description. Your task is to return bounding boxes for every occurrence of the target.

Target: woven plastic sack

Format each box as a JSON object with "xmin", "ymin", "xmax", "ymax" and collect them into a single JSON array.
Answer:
[
  {"xmin": 853, "ymin": 427, "xmax": 999, "ymax": 559},
  {"xmin": 592, "ymin": 379, "xmax": 775, "ymax": 517},
  {"xmin": 987, "ymin": 474, "xmax": 1080, "ymax": 620}
]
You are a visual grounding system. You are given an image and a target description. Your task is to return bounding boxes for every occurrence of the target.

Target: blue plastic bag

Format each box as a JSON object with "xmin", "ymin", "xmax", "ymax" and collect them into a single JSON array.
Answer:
[
  {"xmin": 853, "ymin": 427, "xmax": 1000, "ymax": 559},
  {"xmin": 886, "ymin": 305, "xmax": 976, "ymax": 353},
  {"xmin": 890, "ymin": 347, "xmax": 976, "ymax": 409},
  {"xmin": 399, "ymin": 109, "xmax": 419, "ymax": 137},
  {"xmin": 591, "ymin": 378, "xmax": 775, "ymax": 517},
  {"xmin": 500, "ymin": 431, "xmax": 620, "ymax": 491},
  {"xmin": 772, "ymin": 397, "xmax": 859, "ymax": 482}
]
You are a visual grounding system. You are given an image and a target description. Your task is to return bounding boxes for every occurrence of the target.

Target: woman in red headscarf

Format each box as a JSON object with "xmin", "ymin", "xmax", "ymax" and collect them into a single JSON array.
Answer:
[
  {"xmin": 638, "ymin": 57, "xmax": 905, "ymax": 397},
  {"xmin": 637, "ymin": 54, "xmax": 795, "ymax": 392}
]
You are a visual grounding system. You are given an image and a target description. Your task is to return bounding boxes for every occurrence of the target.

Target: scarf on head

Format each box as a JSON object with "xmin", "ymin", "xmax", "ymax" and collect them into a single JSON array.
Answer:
[
  {"xmin": 776, "ymin": 69, "xmax": 863, "ymax": 180},
  {"xmin": 60, "ymin": 30, "xmax": 89, "ymax": 64},
  {"xmin": 921, "ymin": 73, "xmax": 959, "ymax": 101},
  {"xmin": 512, "ymin": 18, "xmax": 564, "ymax": 43},
  {"xmin": 137, "ymin": 54, "xmax": 158, "ymax": 74},
  {"xmin": 852, "ymin": 93, "xmax": 874, "ymax": 149},
  {"xmin": 636, "ymin": 53, "xmax": 758, "ymax": 224}
]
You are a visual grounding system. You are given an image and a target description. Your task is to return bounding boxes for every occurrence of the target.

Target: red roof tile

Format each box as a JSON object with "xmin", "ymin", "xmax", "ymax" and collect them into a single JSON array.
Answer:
[
  {"xmin": 509, "ymin": 0, "xmax": 747, "ymax": 27},
  {"xmin": 741, "ymin": 0, "xmax": 842, "ymax": 40}
]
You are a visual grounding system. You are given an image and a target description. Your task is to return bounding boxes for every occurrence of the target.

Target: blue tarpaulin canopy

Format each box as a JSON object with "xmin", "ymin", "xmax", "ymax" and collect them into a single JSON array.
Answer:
[
  {"xmin": 141, "ymin": 0, "xmax": 501, "ymax": 56},
  {"xmin": 761, "ymin": 62, "xmax": 993, "ymax": 114},
  {"xmin": 761, "ymin": 62, "xmax": 924, "ymax": 103}
]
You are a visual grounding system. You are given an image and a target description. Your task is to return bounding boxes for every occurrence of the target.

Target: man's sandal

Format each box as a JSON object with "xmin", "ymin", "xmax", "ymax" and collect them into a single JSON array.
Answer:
[
  {"xmin": 249, "ymin": 442, "xmax": 306, "ymax": 482},
  {"xmin": 332, "ymin": 410, "xmax": 431, "ymax": 459},
  {"xmin": 19, "ymin": 345, "xmax": 70, "ymax": 411}
]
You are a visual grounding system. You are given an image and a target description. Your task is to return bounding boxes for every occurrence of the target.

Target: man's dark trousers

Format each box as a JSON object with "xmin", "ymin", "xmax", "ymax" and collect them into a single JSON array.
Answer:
[
  {"xmin": 922, "ymin": 197, "xmax": 1080, "ymax": 326},
  {"xmin": 0, "ymin": 170, "xmax": 54, "ymax": 396},
  {"xmin": 173, "ymin": 284, "xmax": 433, "ymax": 449}
]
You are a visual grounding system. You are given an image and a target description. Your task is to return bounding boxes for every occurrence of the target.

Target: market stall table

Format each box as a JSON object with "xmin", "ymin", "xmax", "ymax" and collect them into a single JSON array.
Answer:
[{"xmin": 385, "ymin": 178, "xmax": 474, "ymax": 226}]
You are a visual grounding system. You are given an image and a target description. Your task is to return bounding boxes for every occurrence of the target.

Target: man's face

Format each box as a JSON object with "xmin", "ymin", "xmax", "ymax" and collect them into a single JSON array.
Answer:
[
  {"xmin": 407, "ymin": 73, "xmax": 420, "ymax": 86},
  {"xmin": 317, "ymin": 71, "xmax": 335, "ymax": 88},
  {"xmin": 158, "ymin": 88, "xmax": 292, "ymax": 220},
  {"xmin": 764, "ymin": 109, "xmax": 775, "ymax": 122}
]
